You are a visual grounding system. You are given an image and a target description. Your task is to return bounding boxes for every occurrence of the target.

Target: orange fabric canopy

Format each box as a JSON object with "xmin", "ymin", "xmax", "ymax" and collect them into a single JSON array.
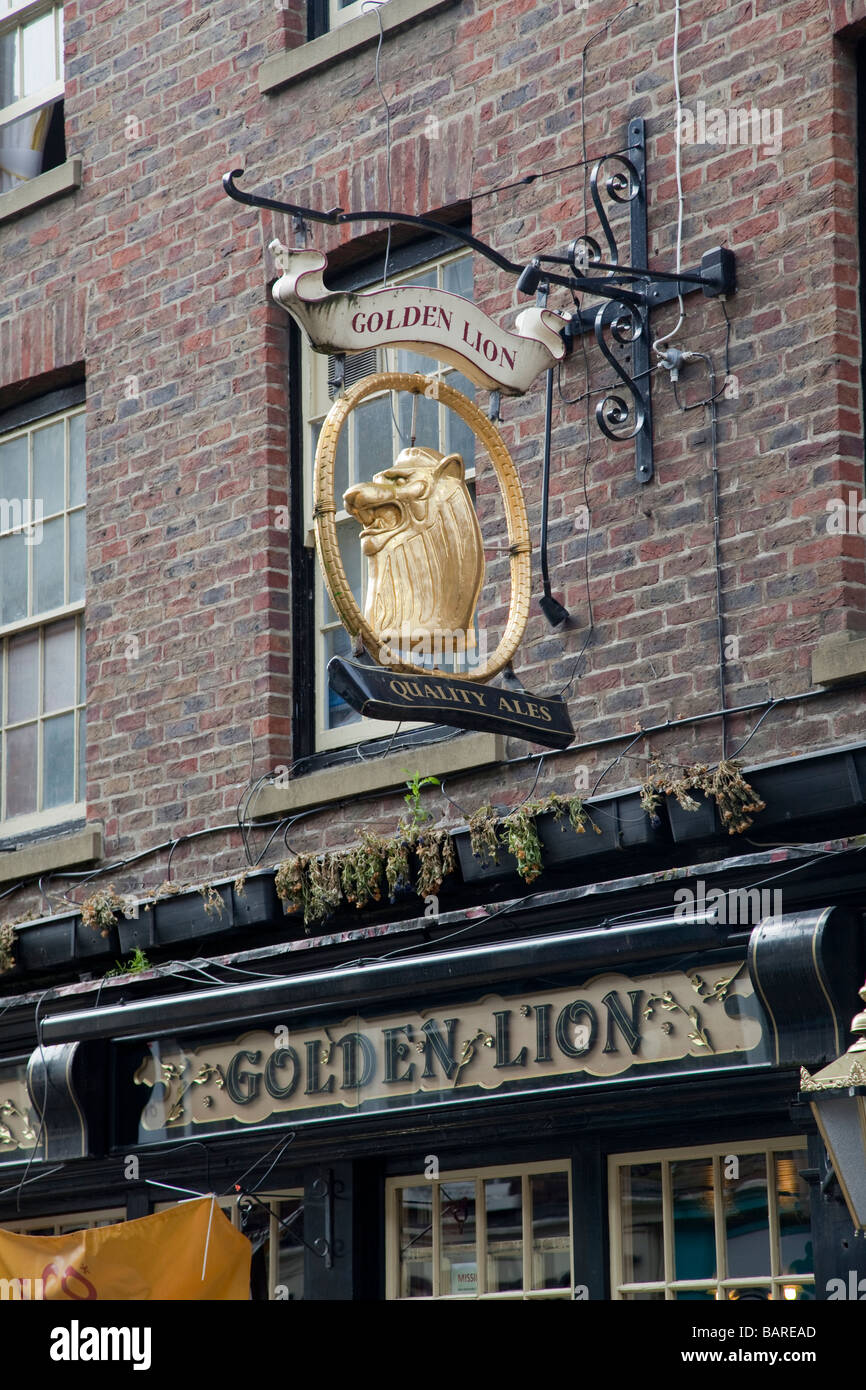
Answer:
[{"xmin": 0, "ymin": 1197, "xmax": 251, "ymax": 1300}]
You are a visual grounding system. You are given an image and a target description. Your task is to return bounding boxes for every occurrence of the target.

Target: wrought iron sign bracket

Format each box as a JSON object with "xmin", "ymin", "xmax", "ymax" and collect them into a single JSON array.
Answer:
[
  {"xmin": 223, "ymin": 114, "xmax": 735, "ymax": 495},
  {"xmin": 519, "ymin": 118, "xmax": 736, "ymax": 484}
]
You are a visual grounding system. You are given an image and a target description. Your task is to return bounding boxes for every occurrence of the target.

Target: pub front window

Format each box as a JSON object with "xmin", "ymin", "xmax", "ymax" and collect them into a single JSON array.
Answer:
[
  {"xmin": 610, "ymin": 1139, "xmax": 814, "ymax": 1301},
  {"xmin": 387, "ymin": 1160, "xmax": 573, "ymax": 1299}
]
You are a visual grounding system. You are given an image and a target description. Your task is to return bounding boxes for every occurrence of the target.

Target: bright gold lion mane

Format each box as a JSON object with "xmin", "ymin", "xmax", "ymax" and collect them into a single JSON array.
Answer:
[{"xmin": 342, "ymin": 445, "xmax": 484, "ymax": 644}]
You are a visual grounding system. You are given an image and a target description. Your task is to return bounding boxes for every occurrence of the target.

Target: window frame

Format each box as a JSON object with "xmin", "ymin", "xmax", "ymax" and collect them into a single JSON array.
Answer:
[
  {"xmin": 608, "ymin": 1136, "xmax": 815, "ymax": 1302},
  {"xmin": 328, "ymin": 0, "xmax": 381, "ymax": 30},
  {"xmin": 307, "ymin": 0, "xmax": 390, "ymax": 40},
  {"xmin": 299, "ymin": 238, "xmax": 477, "ymax": 754},
  {"xmin": 0, "ymin": 387, "xmax": 86, "ymax": 835},
  {"xmin": 1, "ymin": 1203, "xmax": 125, "ymax": 1235},
  {"xmin": 386, "ymin": 1159, "xmax": 574, "ymax": 1300}
]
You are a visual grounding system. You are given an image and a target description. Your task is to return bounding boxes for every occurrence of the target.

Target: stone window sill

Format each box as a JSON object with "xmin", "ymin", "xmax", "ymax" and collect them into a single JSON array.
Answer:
[
  {"xmin": 0, "ymin": 159, "xmax": 82, "ymax": 229},
  {"xmin": 0, "ymin": 822, "xmax": 103, "ymax": 887},
  {"xmin": 251, "ymin": 731, "xmax": 503, "ymax": 818},
  {"xmin": 259, "ymin": 0, "xmax": 460, "ymax": 93}
]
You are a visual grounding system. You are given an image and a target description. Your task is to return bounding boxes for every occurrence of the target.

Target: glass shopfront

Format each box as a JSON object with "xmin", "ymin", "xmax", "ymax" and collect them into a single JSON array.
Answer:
[
  {"xmin": 387, "ymin": 1161, "xmax": 573, "ymax": 1300},
  {"xmin": 610, "ymin": 1139, "xmax": 814, "ymax": 1301}
]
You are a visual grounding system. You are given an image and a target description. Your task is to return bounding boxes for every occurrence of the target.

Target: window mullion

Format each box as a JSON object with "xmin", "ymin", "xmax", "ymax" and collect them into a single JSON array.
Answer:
[
  {"xmin": 270, "ymin": 1201, "xmax": 279, "ymax": 1299},
  {"xmin": 431, "ymin": 1181, "xmax": 440, "ymax": 1299},
  {"xmin": 521, "ymin": 1172, "xmax": 532, "ymax": 1296},
  {"xmin": 476, "ymin": 1177, "xmax": 486, "ymax": 1297},
  {"xmin": 1, "ymin": 638, "xmax": 4, "ymax": 821},
  {"xmin": 767, "ymin": 1149, "xmax": 781, "ymax": 1291},
  {"xmin": 713, "ymin": 1153, "xmax": 726, "ymax": 1298},
  {"xmin": 36, "ymin": 625, "xmax": 44, "ymax": 813},
  {"xmin": 662, "ymin": 1160, "xmax": 674, "ymax": 1299}
]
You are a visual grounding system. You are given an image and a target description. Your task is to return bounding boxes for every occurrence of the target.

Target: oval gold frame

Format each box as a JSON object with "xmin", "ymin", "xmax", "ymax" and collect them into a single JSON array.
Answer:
[{"xmin": 313, "ymin": 371, "xmax": 531, "ymax": 683}]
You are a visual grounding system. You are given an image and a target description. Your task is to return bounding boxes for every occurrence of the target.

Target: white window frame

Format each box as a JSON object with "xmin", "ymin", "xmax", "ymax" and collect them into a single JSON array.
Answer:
[
  {"xmin": 386, "ymin": 1158, "xmax": 574, "ymax": 1300},
  {"xmin": 301, "ymin": 247, "xmax": 476, "ymax": 752},
  {"xmin": 0, "ymin": 400, "xmax": 86, "ymax": 835},
  {"xmin": 0, "ymin": 0, "xmax": 63, "ymax": 133},
  {"xmin": 609, "ymin": 1137, "xmax": 815, "ymax": 1301},
  {"xmin": 1, "ymin": 1203, "xmax": 125, "ymax": 1235},
  {"xmin": 328, "ymin": 0, "xmax": 388, "ymax": 31}
]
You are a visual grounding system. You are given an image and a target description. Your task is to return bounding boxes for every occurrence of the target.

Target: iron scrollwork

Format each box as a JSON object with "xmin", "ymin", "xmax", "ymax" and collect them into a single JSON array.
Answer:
[{"xmin": 593, "ymin": 298, "xmax": 648, "ymax": 444}]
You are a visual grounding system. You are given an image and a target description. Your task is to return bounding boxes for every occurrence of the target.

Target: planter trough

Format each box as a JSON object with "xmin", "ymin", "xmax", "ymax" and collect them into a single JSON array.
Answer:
[
  {"xmin": 15, "ymin": 915, "xmax": 77, "ymax": 972},
  {"xmin": 232, "ymin": 874, "xmax": 282, "ymax": 930},
  {"xmin": 154, "ymin": 885, "xmax": 233, "ymax": 944}
]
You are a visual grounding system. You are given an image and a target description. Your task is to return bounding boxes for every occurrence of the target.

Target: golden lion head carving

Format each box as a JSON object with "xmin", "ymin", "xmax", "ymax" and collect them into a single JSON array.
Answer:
[{"xmin": 342, "ymin": 445, "xmax": 484, "ymax": 645}]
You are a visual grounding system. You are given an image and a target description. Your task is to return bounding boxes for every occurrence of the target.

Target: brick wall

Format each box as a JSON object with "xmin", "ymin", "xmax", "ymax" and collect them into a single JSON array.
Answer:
[{"xmin": 1, "ymin": 0, "xmax": 865, "ymax": 915}]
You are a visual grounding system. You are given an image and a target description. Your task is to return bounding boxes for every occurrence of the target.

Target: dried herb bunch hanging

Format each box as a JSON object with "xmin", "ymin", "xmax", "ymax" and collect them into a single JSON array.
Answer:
[
  {"xmin": 305, "ymin": 853, "xmax": 344, "ymax": 923},
  {"xmin": 546, "ymin": 792, "xmax": 601, "ymax": 837},
  {"xmin": 468, "ymin": 802, "xmax": 500, "ymax": 864},
  {"xmin": 0, "ymin": 922, "xmax": 14, "ymax": 974},
  {"xmin": 79, "ymin": 885, "xmax": 131, "ymax": 937},
  {"xmin": 709, "ymin": 759, "xmax": 766, "ymax": 834},
  {"xmin": 340, "ymin": 832, "xmax": 386, "ymax": 910},
  {"xmin": 639, "ymin": 754, "xmax": 765, "ymax": 834},
  {"xmin": 385, "ymin": 838, "xmax": 412, "ymax": 901},
  {"xmin": 501, "ymin": 802, "xmax": 544, "ymax": 884},
  {"xmin": 415, "ymin": 828, "xmax": 457, "ymax": 900},
  {"xmin": 274, "ymin": 854, "xmax": 310, "ymax": 917}
]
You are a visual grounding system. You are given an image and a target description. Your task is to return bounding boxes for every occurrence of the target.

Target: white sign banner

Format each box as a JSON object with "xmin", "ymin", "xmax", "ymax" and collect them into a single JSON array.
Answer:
[{"xmin": 269, "ymin": 243, "xmax": 566, "ymax": 395}]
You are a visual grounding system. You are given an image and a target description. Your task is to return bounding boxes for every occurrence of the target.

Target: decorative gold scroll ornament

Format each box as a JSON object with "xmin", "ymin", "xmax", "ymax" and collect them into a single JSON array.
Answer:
[{"xmin": 313, "ymin": 372, "xmax": 531, "ymax": 682}]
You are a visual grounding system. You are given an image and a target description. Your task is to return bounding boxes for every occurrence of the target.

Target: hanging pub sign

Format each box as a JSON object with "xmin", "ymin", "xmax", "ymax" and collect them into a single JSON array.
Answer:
[
  {"xmin": 131, "ymin": 961, "xmax": 767, "ymax": 1139},
  {"xmin": 270, "ymin": 241, "xmax": 575, "ymax": 750}
]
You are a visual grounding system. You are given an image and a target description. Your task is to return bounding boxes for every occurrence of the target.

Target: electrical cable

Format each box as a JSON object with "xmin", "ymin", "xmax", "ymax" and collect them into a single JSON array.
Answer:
[
  {"xmin": 556, "ymin": 358, "xmax": 661, "ymax": 408},
  {"xmin": 667, "ymin": 350, "xmax": 727, "ymax": 755},
  {"xmin": 16, "ymin": 991, "xmax": 50, "ymax": 1212},
  {"xmin": 470, "ymin": 147, "xmax": 637, "ymax": 202},
  {"xmin": 652, "ymin": 0, "xmax": 686, "ymax": 358},
  {"xmin": 0, "ymin": 1166, "xmax": 65, "ymax": 1200},
  {"xmin": 362, "ymin": 0, "xmax": 410, "ymax": 451},
  {"xmin": 363, "ymin": 1, "xmax": 394, "ymax": 288},
  {"xmin": 589, "ymin": 731, "xmax": 648, "ymax": 797},
  {"xmin": 229, "ymin": 1134, "xmax": 297, "ymax": 1199}
]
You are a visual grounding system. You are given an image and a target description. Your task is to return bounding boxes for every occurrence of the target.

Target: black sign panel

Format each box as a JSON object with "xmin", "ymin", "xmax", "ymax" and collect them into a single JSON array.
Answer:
[{"xmin": 328, "ymin": 655, "xmax": 575, "ymax": 749}]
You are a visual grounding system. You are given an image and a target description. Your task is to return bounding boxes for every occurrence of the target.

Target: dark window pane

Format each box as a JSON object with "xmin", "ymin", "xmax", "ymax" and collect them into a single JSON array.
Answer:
[
  {"xmin": 444, "ymin": 257, "xmax": 473, "ymax": 301},
  {"xmin": 440, "ymin": 1180, "xmax": 476, "ymax": 1295},
  {"xmin": 399, "ymin": 1186, "xmax": 433, "ymax": 1298},
  {"xmin": 43, "ymin": 617, "xmax": 75, "ymax": 712},
  {"xmin": 324, "ymin": 626, "xmax": 360, "ymax": 729},
  {"xmin": 32, "ymin": 420, "xmax": 65, "ymax": 517},
  {"xmin": 0, "ymin": 531, "xmax": 27, "ymax": 625},
  {"xmin": 397, "ymin": 389, "xmax": 437, "ymax": 450},
  {"xmin": 6, "ymin": 722, "xmax": 37, "ymax": 816},
  {"xmin": 33, "ymin": 516, "xmax": 64, "ymax": 611},
  {"xmin": 620, "ymin": 1162, "xmax": 663, "ymax": 1285},
  {"xmin": 354, "ymin": 395, "xmax": 392, "ymax": 478},
  {"xmin": 275, "ymin": 1199, "xmax": 304, "ymax": 1300},
  {"xmin": 7, "ymin": 629, "xmax": 38, "ymax": 722},
  {"xmin": 775, "ymin": 1151, "xmax": 812, "ymax": 1278},
  {"xmin": 672, "ymin": 1158, "xmax": 717, "ymax": 1282},
  {"xmin": 724, "ymin": 1152, "xmax": 770, "ymax": 1277},
  {"xmin": 43, "ymin": 711, "xmax": 74, "ymax": 807},
  {"xmin": 0, "ymin": 435, "xmax": 28, "ymax": 504},
  {"xmin": 531, "ymin": 1171, "xmax": 570, "ymax": 1289},
  {"xmin": 485, "ymin": 1176, "xmax": 522, "ymax": 1293}
]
